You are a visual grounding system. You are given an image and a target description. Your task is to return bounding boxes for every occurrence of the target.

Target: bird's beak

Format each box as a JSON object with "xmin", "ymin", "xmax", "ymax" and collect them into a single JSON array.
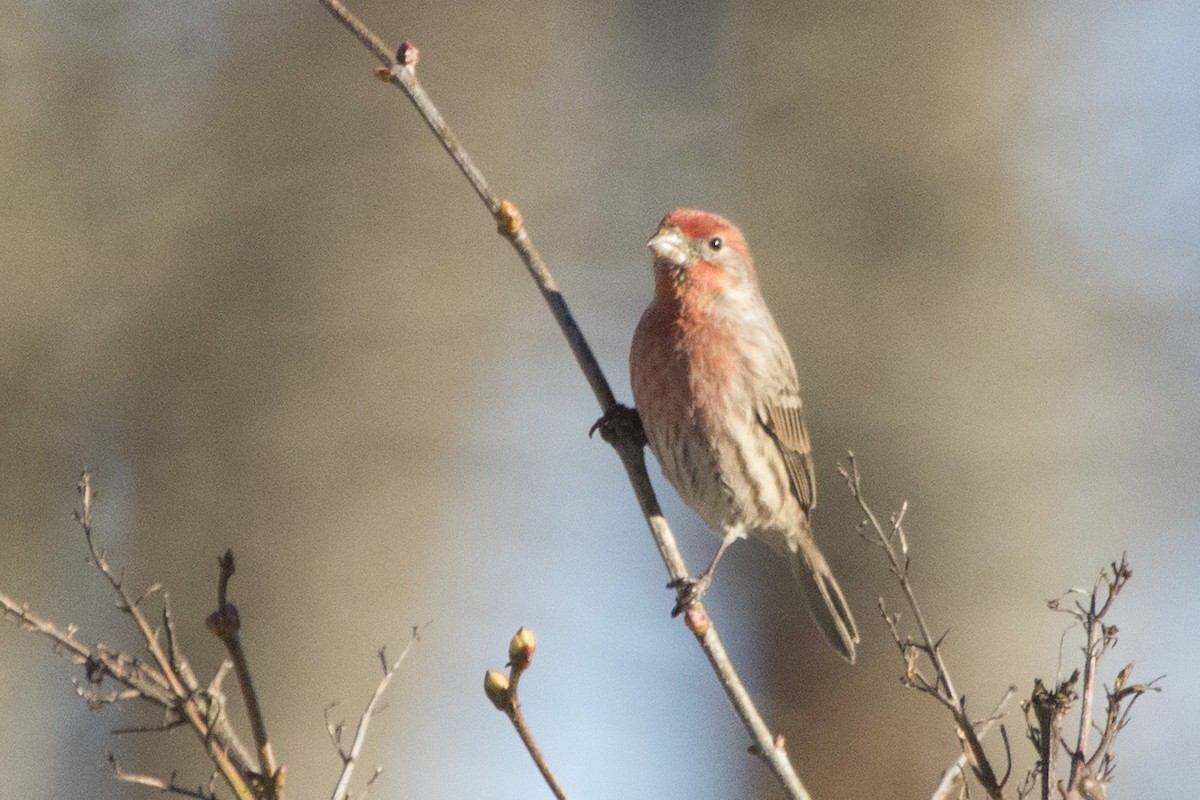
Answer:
[{"xmin": 647, "ymin": 226, "xmax": 687, "ymax": 268}]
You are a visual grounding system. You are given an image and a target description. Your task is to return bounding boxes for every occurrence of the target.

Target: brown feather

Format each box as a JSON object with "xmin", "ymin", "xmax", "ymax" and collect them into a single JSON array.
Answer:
[{"xmin": 758, "ymin": 398, "xmax": 817, "ymax": 513}]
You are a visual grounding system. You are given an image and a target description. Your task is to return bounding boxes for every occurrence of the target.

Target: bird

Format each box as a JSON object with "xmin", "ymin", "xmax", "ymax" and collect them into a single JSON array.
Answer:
[{"xmin": 629, "ymin": 208, "xmax": 859, "ymax": 663}]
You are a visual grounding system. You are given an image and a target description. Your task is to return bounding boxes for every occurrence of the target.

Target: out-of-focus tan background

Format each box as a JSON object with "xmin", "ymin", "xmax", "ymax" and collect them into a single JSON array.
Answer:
[{"xmin": 3, "ymin": 2, "xmax": 1197, "ymax": 798}]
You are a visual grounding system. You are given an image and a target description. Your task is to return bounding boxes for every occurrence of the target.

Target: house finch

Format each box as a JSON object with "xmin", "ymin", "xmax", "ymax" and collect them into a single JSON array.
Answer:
[{"xmin": 629, "ymin": 209, "xmax": 859, "ymax": 663}]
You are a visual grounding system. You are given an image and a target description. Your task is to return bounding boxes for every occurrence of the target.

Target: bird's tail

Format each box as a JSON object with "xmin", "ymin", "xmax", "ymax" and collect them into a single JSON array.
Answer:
[{"xmin": 788, "ymin": 534, "xmax": 860, "ymax": 664}]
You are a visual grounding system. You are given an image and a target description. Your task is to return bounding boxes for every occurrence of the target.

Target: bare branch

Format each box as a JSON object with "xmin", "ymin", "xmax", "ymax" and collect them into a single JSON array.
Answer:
[
  {"xmin": 111, "ymin": 716, "xmax": 188, "ymax": 736},
  {"xmin": 4, "ymin": 472, "xmax": 259, "ymax": 800},
  {"xmin": 108, "ymin": 754, "xmax": 219, "ymax": 800},
  {"xmin": 484, "ymin": 629, "xmax": 570, "ymax": 800},
  {"xmin": 325, "ymin": 702, "xmax": 347, "ymax": 759},
  {"xmin": 1025, "ymin": 674, "xmax": 1075, "ymax": 800},
  {"xmin": 163, "ymin": 591, "xmax": 185, "ymax": 676},
  {"xmin": 313, "ymin": 3, "xmax": 814, "ymax": 796},
  {"xmin": 1064, "ymin": 558, "xmax": 1128, "ymax": 792},
  {"xmin": 1035, "ymin": 556, "xmax": 1159, "ymax": 800},
  {"xmin": 207, "ymin": 659, "xmax": 234, "ymax": 696},
  {"xmin": 205, "ymin": 549, "xmax": 283, "ymax": 798},
  {"xmin": 329, "ymin": 624, "xmax": 427, "ymax": 800},
  {"xmin": 931, "ymin": 688, "xmax": 1017, "ymax": 800},
  {"xmin": 842, "ymin": 454, "xmax": 1007, "ymax": 799},
  {"xmin": 1087, "ymin": 663, "xmax": 1162, "ymax": 782}
]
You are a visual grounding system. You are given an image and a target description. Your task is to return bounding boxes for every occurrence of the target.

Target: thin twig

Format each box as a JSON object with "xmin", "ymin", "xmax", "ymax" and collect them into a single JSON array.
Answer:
[
  {"xmin": 80, "ymin": 474, "xmax": 257, "ymax": 800},
  {"xmin": 163, "ymin": 591, "xmax": 186, "ymax": 678},
  {"xmin": 1062, "ymin": 559, "xmax": 1125, "ymax": 793},
  {"xmin": 2, "ymin": 591, "xmax": 178, "ymax": 725},
  {"xmin": 842, "ymin": 457, "xmax": 959, "ymax": 701},
  {"xmin": 108, "ymin": 754, "xmax": 219, "ymax": 800},
  {"xmin": 840, "ymin": 454, "xmax": 1006, "ymax": 800},
  {"xmin": 329, "ymin": 625, "xmax": 426, "ymax": 800},
  {"xmin": 314, "ymin": 3, "xmax": 812, "ymax": 798},
  {"xmin": 485, "ymin": 629, "xmax": 570, "ymax": 800},
  {"xmin": 931, "ymin": 687, "xmax": 1017, "ymax": 800},
  {"xmin": 1071, "ymin": 600, "xmax": 1101, "ymax": 786},
  {"xmin": 505, "ymin": 668, "xmax": 570, "ymax": 800},
  {"xmin": 206, "ymin": 550, "xmax": 283, "ymax": 798},
  {"xmin": 0, "ymin": 592, "xmax": 173, "ymax": 705},
  {"xmin": 1027, "ymin": 675, "xmax": 1073, "ymax": 800},
  {"xmin": 111, "ymin": 716, "xmax": 188, "ymax": 736},
  {"xmin": 4, "ymin": 472, "xmax": 258, "ymax": 800},
  {"xmin": 166, "ymin": 590, "xmax": 254, "ymax": 769},
  {"xmin": 1039, "ymin": 556, "xmax": 1158, "ymax": 800}
]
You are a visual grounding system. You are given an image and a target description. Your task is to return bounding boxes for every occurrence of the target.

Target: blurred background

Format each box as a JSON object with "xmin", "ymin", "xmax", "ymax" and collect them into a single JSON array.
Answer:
[{"xmin": 2, "ymin": 1, "xmax": 1197, "ymax": 798}]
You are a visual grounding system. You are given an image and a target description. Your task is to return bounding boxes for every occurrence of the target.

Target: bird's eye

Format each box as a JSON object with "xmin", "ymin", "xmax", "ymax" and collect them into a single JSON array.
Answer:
[{"xmin": 709, "ymin": 237, "xmax": 723, "ymax": 250}]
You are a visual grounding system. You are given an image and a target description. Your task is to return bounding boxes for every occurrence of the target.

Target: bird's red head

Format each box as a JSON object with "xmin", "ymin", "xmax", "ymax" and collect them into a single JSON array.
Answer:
[
  {"xmin": 648, "ymin": 209, "xmax": 756, "ymax": 304},
  {"xmin": 658, "ymin": 209, "xmax": 748, "ymax": 258}
]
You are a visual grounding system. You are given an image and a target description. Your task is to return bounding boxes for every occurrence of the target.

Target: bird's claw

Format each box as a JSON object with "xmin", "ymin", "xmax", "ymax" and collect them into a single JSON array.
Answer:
[
  {"xmin": 589, "ymin": 404, "xmax": 646, "ymax": 447},
  {"xmin": 668, "ymin": 574, "xmax": 712, "ymax": 617}
]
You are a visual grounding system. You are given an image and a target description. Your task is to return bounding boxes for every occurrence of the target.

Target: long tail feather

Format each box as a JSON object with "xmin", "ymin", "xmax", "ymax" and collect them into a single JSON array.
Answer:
[{"xmin": 788, "ymin": 536, "xmax": 860, "ymax": 664}]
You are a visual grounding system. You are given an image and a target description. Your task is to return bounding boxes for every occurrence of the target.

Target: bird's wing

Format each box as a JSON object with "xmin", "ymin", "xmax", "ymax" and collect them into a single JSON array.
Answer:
[{"xmin": 758, "ymin": 395, "xmax": 817, "ymax": 513}]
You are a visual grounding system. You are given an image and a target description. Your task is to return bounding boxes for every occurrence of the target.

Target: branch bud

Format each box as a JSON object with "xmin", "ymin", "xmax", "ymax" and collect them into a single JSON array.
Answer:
[
  {"xmin": 484, "ymin": 670, "xmax": 510, "ymax": 710},
  {"xmin": 496, "ymin": 200, "xmax": 523, "ymax": 236},
  {"xmin": 508, "ymin": 627, "xmax": 536, "ymax": 670},
  {"xmin": 684, "ymin": 607, "xmax": 710, "ymax": 637},
  {"xmin": 397, "ymin": 40, "xmax": 420, "ymax": 67},
  {"xmin": 205, "ymin": 604, "xmax": 240, "ymax": 639}
]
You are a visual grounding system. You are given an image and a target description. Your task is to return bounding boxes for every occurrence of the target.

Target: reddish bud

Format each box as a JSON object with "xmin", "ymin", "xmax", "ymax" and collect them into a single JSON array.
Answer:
[
  {"xmin": 397, "ymin": 40, "xmax": 420, "ymax": 67},
  {"xmin": 684, "ymin": 607, "xmax": 710, "ymax": 637},
  {"xmin": 508, "ymin": 627, "xmax": 536, "ymax": 670}
]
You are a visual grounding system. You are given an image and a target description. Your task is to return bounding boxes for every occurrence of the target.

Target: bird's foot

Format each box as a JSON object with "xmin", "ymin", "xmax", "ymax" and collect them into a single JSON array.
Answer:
[
  {"xmin": 668, "ymin": 573, "xmax": 713, "ymax": 617},
  {"xmin": 589, "ymin": 403, "xmax": 646, "ymax": 448}
]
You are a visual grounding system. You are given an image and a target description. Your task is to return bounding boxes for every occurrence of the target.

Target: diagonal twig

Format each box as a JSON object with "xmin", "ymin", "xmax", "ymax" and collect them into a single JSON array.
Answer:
[
  {"xmin": 314, "ymin": 3, "xmax": 815, "ymax": 798},
  {"xmin": 51, "ymin": 473, "xmax": 257, "ymax": 800},
  {"xmin": 484, "ymin": 628, "xmax": 569, "ymax": 800},
  {"xmin": 108, "ymin": 754, "xmax": 220, "ymax": 800},
  {"xmin": 329, "ymin": 624, "xmax": 427, "ymax": 800},
  {"xmin": 930, "ymin": 687, "xmax": 1017, "ymax": 800},
  {"xmin": 206, "ymin": 550, "xmax": 284, "ymax": 798},
  {"xmin": 840, "ymin": 454, "xmax": 1006, "ymax": 799},
  {"xmin": 1041, "ymin": 556, "xmax": 1160, "ymax": 799}
]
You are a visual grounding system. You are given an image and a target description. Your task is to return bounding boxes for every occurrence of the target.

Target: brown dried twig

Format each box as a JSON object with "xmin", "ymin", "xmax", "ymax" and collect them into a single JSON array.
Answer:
[
  {"xmin": 205, "ymin": 550, "xmax": 285, "ymax": 799},
  {"xmin": 314, "ymin": 2, "xmax": 815, "ymax": 798},
  {"xmin": 842, "ymin": 456, "xmax": 1159, "ymax": 800},
  {"xmin": 1024, "ymin": 557, "xmax": 1161, "ymax": 800},
  {"xmin": 1025, "ymin": 675, "xmax": 1075, "ymax": 800},
  {"xmin": 930, "ymin": 688, "xmax": 1017, "ymax": 800},
  {"xmin": 839, "ymin": 453, "xmax": 1011, "ymax": 800},
  {"xmin": 107, "ymin": 755, "xmax": 220, "ymax": 800},
  {"xmin": 3, "ymin": 469, "xmax": 428, "ymax": 799},
  {"xmin": 0, "ymin": 471, "xmax": 260, "ymax": 800}
]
